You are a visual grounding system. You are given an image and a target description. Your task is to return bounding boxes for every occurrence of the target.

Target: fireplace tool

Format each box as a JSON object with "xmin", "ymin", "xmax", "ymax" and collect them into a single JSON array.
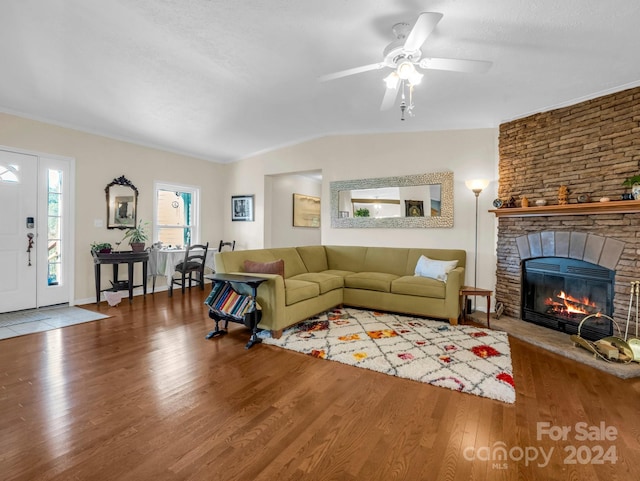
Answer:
[
  {"xmin": 623, "ymin": 280, "xmax": 640, "ymax": 361},
  {"xmin": 570, "ymin": 312, "xmax": 633, "ymax": 363}
]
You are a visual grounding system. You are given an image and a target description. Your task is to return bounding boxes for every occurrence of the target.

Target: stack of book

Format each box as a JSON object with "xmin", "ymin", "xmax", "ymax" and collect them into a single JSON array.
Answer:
[{"xmin": 204, "ymin": 282, "xmax": 253, "ymax": 320}]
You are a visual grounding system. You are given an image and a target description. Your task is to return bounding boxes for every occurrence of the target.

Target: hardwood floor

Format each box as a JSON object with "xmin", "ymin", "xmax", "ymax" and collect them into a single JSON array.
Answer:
[{"xmin": 1, "ymin": 291, "xmax": 639, "ymax": 481}]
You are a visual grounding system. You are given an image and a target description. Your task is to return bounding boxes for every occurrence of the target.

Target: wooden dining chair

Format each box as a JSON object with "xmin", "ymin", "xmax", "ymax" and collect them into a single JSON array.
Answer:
[
  {"xmin": 218, "ymin": 240, "xmax": 235, "ymax": 252},
  {"xmin": 169, "ymin": 242, "xmax": 209, "ymax": 297}
]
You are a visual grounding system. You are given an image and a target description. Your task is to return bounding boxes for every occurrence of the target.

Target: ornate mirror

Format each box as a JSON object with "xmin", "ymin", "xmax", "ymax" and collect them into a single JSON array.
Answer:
[
  {"xmin": 330, "ymin": 171, "xmax": 454, "ymax": 228},
  {"xmin": 106, "ymin": 175, "xmax": 138, "ymax": 229}
]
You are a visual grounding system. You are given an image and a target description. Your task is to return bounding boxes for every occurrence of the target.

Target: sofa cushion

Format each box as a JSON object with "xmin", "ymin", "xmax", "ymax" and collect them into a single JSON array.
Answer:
[
  {"xmin": 296, "ymin": 245, "xmax": 329, "ymax": 272},
  {"xmin": 325, "ymin": 246, "xmax": 367, "ymax": 272},
  {"xmin": 244, "ymin": 258, "xmax": 285, "ymax": 278},
  {"xmin": 344, "ymin": 272, "xmax": 398, "ymax": 292},
  {"xmin": 363, "ymin": 247, "xmax": 409, "ymax": 276},
  {"xmin": 323, "ymin": 269, "xmax": 355, "ymax": 278},
  {"xmin": 289, "ymin": 272, "xmax": 343, "ymax": 294},
  {"xmin": 267, "ymin": 248, "xmax": 309, "ymax": 278},
  {"xmin": 284, "ymin": 279, "xmax": 320, "ymax": 305},
  {"xmin": 392, "ymin": 276, "xmax": 446, "ymax": 299}
]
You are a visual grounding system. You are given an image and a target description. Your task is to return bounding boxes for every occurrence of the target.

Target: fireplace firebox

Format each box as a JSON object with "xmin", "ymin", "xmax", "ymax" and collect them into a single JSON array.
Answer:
[{"xmin": 521, "ymin": 257, "xmax": 615, "ymax": 341}]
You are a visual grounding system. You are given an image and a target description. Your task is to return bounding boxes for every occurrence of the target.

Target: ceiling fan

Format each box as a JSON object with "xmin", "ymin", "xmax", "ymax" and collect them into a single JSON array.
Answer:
[{"xmin": 319, "ymin": 12, "xmax": 492, "ymax": 117}]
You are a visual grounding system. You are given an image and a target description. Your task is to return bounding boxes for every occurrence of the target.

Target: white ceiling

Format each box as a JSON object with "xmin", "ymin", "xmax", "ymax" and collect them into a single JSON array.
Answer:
[{"xmin": 2, "ymin": 0, "xmax": 640, "ymax": 163}]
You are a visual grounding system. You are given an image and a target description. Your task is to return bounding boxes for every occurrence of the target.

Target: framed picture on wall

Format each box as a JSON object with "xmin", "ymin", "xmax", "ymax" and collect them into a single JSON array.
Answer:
[
  {"xmin": 231, "ymin": 195, "xmax": 254, "ymax": 221},
  {"xmin": 293, "ymin": 193, "xmax": 321, "ymax": 227},
  {"xmin": 404, "ymin": 200, "xmax": 424, "ymax": 217}
]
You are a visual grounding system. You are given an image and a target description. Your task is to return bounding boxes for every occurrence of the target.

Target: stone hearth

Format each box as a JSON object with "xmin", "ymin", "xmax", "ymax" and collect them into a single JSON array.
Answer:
[{"xmin": 467, "ymin": 312, "xmax": 640, "ymax": 379}]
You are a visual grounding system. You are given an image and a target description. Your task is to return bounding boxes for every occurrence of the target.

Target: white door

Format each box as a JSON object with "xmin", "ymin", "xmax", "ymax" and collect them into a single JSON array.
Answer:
[
  {"xmin": 0, "ymin": 149, "xmax": 72, "ymax": 312},
  {"xmin": 0, "ymin": 150, "xmax": 38, "ymax": 311}
]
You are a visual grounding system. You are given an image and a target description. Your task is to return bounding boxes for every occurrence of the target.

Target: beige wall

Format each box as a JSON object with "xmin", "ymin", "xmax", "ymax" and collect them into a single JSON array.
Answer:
[
  {"xmin": 224, "ymin": 128, "xmax": 499, "ymax": 292},
  {"xmin": 0, "ymin": 111, "xmax": 499, "ymax": 304},
  {"xmin": 0, "ymin": 112, "xmax": 225, "ymax": 304},
  {"xmin": 266, "ymin": 173, "xmax": 322, "ymax": 247}
]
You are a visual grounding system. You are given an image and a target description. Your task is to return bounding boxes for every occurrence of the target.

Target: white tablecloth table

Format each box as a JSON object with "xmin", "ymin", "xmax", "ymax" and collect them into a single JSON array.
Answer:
[{"xmin": 149, "ymin": 248, "xmax": 216, "ymax": 292}]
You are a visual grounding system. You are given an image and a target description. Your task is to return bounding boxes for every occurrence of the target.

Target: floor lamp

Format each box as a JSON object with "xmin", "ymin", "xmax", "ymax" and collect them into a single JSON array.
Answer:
[{"xmin": 465, "ymin": 179, "xmax": 490, "ymax": 310}]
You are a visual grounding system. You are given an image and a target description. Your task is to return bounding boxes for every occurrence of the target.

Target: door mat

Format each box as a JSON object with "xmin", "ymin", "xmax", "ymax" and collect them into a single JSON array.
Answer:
[{"xmin": 0, "ymin": 306, "xmax": 110, "ymax": 340}]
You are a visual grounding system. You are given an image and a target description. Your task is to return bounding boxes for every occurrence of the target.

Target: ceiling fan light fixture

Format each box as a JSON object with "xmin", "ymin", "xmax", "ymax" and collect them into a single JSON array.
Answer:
[
  {"xmin": 408, "ymin": 69, "xmax": 423, "ymax": 86},
  {"xmin": 396, "ymin": 60, "xmax": 416, "ymax": 80},
  {"xmin": 383, "ymin": 72, "xmax": 400, "ymax": 89}
]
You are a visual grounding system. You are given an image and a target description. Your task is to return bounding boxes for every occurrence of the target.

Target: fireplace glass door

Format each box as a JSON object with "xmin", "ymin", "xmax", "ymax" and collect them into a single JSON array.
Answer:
[{"xmin": 522, "ymin": 258, "xmax": 614, "ymax": 340}]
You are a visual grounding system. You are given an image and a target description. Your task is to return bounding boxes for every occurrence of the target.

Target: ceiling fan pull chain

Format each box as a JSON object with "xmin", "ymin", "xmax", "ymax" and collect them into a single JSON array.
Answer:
[{"xmin": 409, "ymin": 84, "xmax": 414, "ymax": 112}]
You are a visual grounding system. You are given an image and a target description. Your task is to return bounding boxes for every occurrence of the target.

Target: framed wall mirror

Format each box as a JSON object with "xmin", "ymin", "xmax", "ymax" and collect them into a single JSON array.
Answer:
[
  {"xmin": 106, "ymin": 175, "xmax": 138, "ymax": 229},
  {"xmin": 330, "ymin": 171, "xmax": 453, "ymax": 228}
]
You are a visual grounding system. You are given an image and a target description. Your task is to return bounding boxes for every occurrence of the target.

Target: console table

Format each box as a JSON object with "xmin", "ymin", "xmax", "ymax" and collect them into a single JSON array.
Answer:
[
  {"xmin": 204, "ymin": 273, "xmax": 268, "ymax": 349},
  {"xmin": 92, "ymin": 251, "xmax": 149, "ymax": 305}
]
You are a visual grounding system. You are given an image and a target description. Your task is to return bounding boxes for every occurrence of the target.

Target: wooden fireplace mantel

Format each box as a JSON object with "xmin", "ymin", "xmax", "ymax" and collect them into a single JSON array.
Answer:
[{"xmin": 489, "ymin": 199, "xmax": 640, "ymax": 217}]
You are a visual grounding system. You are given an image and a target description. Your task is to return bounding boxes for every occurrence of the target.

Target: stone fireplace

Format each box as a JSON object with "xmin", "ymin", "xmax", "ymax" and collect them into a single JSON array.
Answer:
[
  {"xmin": 516, "ymin": 231, "xmax": 622, "ymax": 340},
  {"xmin": 495, "ymin": 86, "xmax": 640, "ymax": 333}
]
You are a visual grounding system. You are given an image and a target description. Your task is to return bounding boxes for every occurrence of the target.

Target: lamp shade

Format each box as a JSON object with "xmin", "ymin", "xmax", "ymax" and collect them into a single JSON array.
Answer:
[
  {"xmin": 465, "ymin": 179, "xmax": 490, "ymax": 193},
  {"xmin": 397, "ymin": 60, "xmax": 416, "ymax": 80},
  {"xmin": 383, "ymin": 72, "xmax": 399, "ymax": 89}
]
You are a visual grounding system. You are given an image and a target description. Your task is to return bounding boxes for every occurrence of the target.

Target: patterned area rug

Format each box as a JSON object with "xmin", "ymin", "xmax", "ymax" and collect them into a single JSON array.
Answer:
[{"xmin": 262, "ymin": 308, "xmax": 516, "ymax": 403}]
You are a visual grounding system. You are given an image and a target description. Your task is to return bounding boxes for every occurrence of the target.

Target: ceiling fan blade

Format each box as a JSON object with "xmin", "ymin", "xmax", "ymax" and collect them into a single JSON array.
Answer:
[
  {"xmin": 403, "ymin": 12, "xmax": 443, "ymax": 52},
  {"xmin": 318, "ymin": 63, "xmax": 386, "ymax": 82},
  {"xmin": 380, "ymin": 82, "xmax": 400, "ymax": 111},
  {"xmin": 419, "ymin": 57, "xmax": 492, "ymax": 74}
]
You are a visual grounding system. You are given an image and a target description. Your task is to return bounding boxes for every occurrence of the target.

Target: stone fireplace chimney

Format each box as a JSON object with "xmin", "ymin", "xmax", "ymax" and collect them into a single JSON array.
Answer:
[{"xmin": 495, "ymin": 86, "xmax": 640, "ymax": 328}]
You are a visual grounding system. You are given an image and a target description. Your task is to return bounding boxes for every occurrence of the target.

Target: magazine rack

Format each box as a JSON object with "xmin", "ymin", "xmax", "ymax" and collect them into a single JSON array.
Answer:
[{"xmin": 204, "ymin": 273, "xmax": 267, "ymax": 349}]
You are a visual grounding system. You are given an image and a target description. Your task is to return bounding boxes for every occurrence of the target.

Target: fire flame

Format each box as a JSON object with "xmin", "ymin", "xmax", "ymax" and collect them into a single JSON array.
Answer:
[{"xmin": 544, "ymin": 290, "xmax": 598, "ymax": 316}]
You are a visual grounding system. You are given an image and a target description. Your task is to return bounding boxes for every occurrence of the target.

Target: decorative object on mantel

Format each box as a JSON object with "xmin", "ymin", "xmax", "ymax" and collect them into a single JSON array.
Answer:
[
  {"xmin": 558, "ymin": 185, "xmax": 569, "ymax": 205},
  {"xmin": 492, "ymin": 198, "xmax": 503, "ymax": 208},
  {"xmin": 505, "ymin": 196, "xmax": 516, "ymax": 208},
  {"xmin": 576, "ymin": 193, "xmax": 590, "ymax": 203},
  {"xmin": 622, "ymin": 175, "xmax": 640, "ymax": 200},
  {"xmin": 599, "ymin": 197, "xmax": 610, "ymax": 202},
  {"xmin": 535, "ymin": 199, "xmax": 547, "ymax": 206},
  {"xmin": 490, "ymin": 199, "xmax": 640, "ymax": 217},
  {"xmin": 521, "ymin": 196, "xmax": 529, "ymax": 208}
]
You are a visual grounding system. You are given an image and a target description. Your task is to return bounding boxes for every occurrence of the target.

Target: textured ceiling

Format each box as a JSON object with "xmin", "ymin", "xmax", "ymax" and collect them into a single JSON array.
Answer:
[{"xmin": 1, "ymin": 0, "xmax": 640, "ymax": 163}]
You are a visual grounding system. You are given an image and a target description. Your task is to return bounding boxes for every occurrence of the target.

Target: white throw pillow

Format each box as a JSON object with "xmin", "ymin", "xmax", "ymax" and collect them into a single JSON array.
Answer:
[{"xmin": 414, "ymin": 255, "xmax": 458, "ymax": 282}]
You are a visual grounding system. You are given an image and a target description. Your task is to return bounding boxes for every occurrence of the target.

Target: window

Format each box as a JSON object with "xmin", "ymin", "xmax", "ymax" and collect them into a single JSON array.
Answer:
[
  {"xmin": 47, "ymin": 169, "xmax": 63, "ymax": 286},
  {"xmin": 0, "ymin": 163, "xmax": 19, "ymax": 183},
  {"xmin": 154, "ymin": 182, "xmax": 200, "ymax": 247}
]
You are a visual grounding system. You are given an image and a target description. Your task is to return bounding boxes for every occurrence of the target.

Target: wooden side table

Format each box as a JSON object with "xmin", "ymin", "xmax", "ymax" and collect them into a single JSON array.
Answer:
[{"xmin": 459, "ymin": 286, "xmax": 493, "ymax": 328}]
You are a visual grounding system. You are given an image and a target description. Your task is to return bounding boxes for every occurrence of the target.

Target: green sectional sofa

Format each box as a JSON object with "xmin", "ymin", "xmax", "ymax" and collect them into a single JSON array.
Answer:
[{"xmin": 214, "ymin": 245, "xmax": 466, "ymax": 337}]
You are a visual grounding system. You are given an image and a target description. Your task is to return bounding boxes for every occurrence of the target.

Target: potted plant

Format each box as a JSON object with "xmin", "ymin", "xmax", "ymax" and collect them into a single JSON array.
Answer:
[
  {"xmin": 90, "ymin": 242, "xmax": 112, "ymax": 253},
  {"xmin": 122, "ymin": 219, "xmax": 149, "ymax": 252},
  {"xmin": 622, "ymin": 175, "xmax": 640, "ymax": 200},
  {"xmin": 354, "ymin": 208, "xmax": 370, "ymax": 217}
]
